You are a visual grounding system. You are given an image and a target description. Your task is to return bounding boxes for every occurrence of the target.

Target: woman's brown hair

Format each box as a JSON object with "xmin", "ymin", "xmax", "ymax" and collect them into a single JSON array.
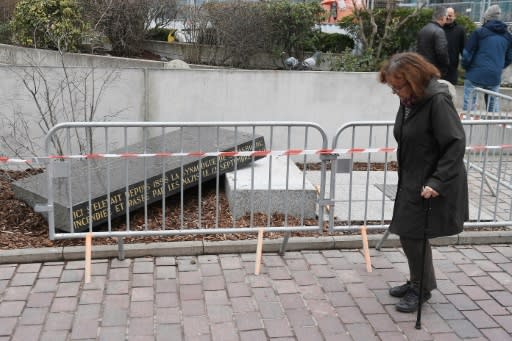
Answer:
[{"xmin": 379, "ymin": 52, "xmax": 441, "ymax": 99}]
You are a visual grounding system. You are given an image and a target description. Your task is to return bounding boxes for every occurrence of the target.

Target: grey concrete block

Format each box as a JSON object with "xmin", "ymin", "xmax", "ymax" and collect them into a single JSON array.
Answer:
[
  {"xmin": 0, "ymin": 247, "xmax": 63, "ymax": 264},
  {"xmin": 333, "ymin": 233, "xmax": 400, "ymax": 249},
  {"xmin": 283, "ymin": 236, "xmax": 335, "ymax": 251},
  {"xmin": 61, "ymin": 240, "xmax": 204, "ymax": 261},
  {"xmin": 61, "ymin": 244, "xmax": 123, "ymax": 261},
  {"xmin": 204, "ymin": 239, "xmax": 258, "ymax": 254},
  {"xmin": 225, "ymin": 157, "xmax": 317, "ymax": 220},
  {"xmin": 126, "ymin": 241, "xmax": 203, "ymax": 257}
]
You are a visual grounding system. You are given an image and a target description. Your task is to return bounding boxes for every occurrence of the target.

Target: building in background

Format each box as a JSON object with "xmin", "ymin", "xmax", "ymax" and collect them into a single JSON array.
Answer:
[
  {"xmin": 320, "ymin": 0, "xmax": 351, "ymax": 23},
  {"xmin": 399, "ymin": 0, "xmax": 511, "ymax": 23}
]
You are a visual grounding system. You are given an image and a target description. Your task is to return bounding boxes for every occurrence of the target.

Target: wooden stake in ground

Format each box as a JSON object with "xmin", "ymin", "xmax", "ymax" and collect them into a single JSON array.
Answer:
[
  {"xmin": 85, "ymin": 232, "xmax": 92, "ymax": 283},
  {"xmin": 361, "ymin": 226, "xmax": 372, "ymax": 272},
  {"xmin": 254, "ymin": 227, "xmax": 264, "ymax": 275}
]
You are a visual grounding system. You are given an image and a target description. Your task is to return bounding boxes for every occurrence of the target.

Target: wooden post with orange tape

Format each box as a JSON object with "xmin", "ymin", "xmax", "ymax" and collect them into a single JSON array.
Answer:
[
  {"xmin": 85, "ymin": 232, "xmax": 92, "ymax": 283},
  {"xmin": 254, "ymin": 227, "xmax": 264, "ymax": 275}
]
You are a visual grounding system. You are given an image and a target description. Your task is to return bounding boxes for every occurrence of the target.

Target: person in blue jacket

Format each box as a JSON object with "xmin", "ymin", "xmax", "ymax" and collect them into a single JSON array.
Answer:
[{"xmin": 462, "ymin": 5, "xmax": 512, "ymax": 112}]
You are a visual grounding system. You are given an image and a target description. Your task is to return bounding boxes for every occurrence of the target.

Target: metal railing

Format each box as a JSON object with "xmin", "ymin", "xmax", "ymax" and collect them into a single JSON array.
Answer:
[
  {"xmin": 463, "ymin": 88, "xmax": 512, "ymax": 196},
  {"xmin": 465, "ymin": 87, "xmax": 512, "ymax": 118},
  {"xmin": 328, "ymin": 119, "xmax": 512, "ymax": 249}
]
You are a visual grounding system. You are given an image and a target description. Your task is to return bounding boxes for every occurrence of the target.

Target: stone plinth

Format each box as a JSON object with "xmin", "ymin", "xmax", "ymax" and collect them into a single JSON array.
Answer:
[{"xmin": 225, "ymin": 156, "xmax": 317, "ymax": 220}]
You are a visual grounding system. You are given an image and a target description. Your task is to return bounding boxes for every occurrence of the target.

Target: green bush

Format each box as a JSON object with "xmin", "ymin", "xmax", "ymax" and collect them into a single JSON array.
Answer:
[
  {"xmin": 316, "ymin": 32, "xmax": 354, "ymax": 53},
  {"xmin": 203, "ymin": 1, "xmax": 270, "ymax": 67},
  {"xmin": 327, "ymin": 47, "xmax": 377, "ymax": 72},
  {"xmin": 264, "ymin": 0, "xmax": 325, "ymax": 59},
  {"xmin": 0, "ymin": 22, "xmax": 11, "ymax": 44},
  {"xmin": 200, "ymin": 0, "xmax": 325, "ymax": 67},
  {"xmin": 454, "ymin": 14, "xmax": 477, "ymax": 36},
  {"xmin": 338, "ymin": 7, "xmax": 431, "ymax": 63},
  {"xmin": 338, "ymin": 7, "xmax": 476, "ymax": 71},
  {"xmin": 10, "ymin": 0, "xmax": 89, "ymax": 52}
]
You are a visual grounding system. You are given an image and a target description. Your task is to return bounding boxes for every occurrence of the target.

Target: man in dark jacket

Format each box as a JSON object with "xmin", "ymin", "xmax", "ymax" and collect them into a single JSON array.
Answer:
[
  {"xmin": 462, "ymin": 5, "xmax": 512, "ymax": 112},
  {"xmin": 417, "ymin": 7, "xmax": 450, "ymax": 77},
  {"xmin": 443, "ymin": 7, "xmax": 466, "ymax": 85}
]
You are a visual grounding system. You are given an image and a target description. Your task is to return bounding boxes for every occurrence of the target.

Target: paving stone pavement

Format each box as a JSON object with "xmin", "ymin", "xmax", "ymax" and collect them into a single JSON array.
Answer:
[{"xmin": 1, "ymin": 245, "xmax": 512, "ymax": 340}]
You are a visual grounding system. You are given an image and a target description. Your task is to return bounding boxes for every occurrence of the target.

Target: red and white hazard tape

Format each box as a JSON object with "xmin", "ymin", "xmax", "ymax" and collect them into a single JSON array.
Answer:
[
  {"xmin": 1, "ymin": 145, "xmax": 512, "ymax": 165},
  {"xmin": 460, "ymin": 113, "xmax": 482, "ymax": 120}
]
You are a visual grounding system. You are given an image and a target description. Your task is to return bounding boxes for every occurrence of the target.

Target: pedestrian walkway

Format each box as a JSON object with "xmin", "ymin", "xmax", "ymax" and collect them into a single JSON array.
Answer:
[{"xmin": 1, "ymin": 244, "xmax": 512, "ymax": 340}]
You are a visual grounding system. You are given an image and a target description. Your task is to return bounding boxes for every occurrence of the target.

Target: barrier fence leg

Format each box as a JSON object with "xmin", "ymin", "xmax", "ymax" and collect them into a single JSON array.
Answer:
[
  {"xmin": 376, "ymin": 229, "xmax": 390, "ymax": 251},
  {"xmin": 279, "ymin": 233, "xmax": 291, "ymax": 256},
  {"xmin": 117, "ymin": 237, "xmax": 125, "ymax": 261}
]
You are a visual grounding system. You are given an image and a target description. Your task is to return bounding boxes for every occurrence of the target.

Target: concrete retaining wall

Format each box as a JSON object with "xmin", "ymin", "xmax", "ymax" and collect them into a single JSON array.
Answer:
[
  {"xmin": 0, "ymin": 43, "xmax": 165, "ymax": 68},
  {"xmin": 0, "ymin": 45, "xmax": 399, "ymax": 156},
  {"xmin": 143, "ymin": 40, "xmax": 512, "ymax": 85},
  {"xmin": 1, "ymin": 43, "xmax": 511, "ymax": 157}
]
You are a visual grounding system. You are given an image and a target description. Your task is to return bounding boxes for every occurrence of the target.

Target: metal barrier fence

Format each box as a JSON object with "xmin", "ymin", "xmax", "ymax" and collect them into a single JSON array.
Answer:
[
  {"xmin": 27, "ymin": 122, "xmax": 329, "ymax": 256},
  {"xmin": 463, "ymin": 88, "xmax": 512, "ymax": 200},
  {"xmin": 426, "ymin": 1, "xmax": 512, "ymax": 23},
  {"xmin": 329, "ymin": 119, "xmax": 512, "ymax": 249},
  {"xmin": 2, "ymin": 119, "xmax": 512, "ymax": 257},
  {"xmin": 465, "ymin": 87, "xmax": 512, "ymax": 118}
]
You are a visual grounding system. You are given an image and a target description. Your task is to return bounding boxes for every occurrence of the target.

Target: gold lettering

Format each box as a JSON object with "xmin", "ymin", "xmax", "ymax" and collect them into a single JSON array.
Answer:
[
  {"xmin": 200, "ymin": 158, "xmax": 216, "ymax": 168},
  {"xmin": 152, "ymin": 188, "xmax": 164, "ymax": 197},
  {"xmin": 114, "ymin": 203, "xmax": 124, "ymax": 213},
  {"xmin": 183, "ymin": 164, "xmax": 199, "ymax": 176},
  {"xmin": 183, "ymin": 174, "xmax": 198, "ymax": 185},
  {"xmin": 72, "ymin": 208, "xmax": 84, "ymax": 219},
  {"xmin": 92, "ymin": 210, "xmax": 108, "ymax": 221},
  {"xmin": 128, "ymin": 194, "xmax": 145, "ymax": 207},
  {"xmin": 110, "ymin": 193, "xmax": 122, "ymax": 205},
  {"xmin": 92, "ymin": 199, "xmax": 107, "ymax": 211},
  {"xmin": 220, "ymin": 159, "xmax": 235, "ymax": 170},
  {"xmin": 73, "ymin": 216, "xmax": 89, "ymax": 229},
  {"xmin": 167, "ymin": 180, "xmax": 180, "ymax": 191}
]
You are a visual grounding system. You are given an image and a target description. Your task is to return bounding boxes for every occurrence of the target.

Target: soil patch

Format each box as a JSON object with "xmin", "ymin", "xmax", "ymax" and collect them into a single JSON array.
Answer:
[{"xmin": 0, "ymin": 165, "xmax": 505, "ymax": 250}]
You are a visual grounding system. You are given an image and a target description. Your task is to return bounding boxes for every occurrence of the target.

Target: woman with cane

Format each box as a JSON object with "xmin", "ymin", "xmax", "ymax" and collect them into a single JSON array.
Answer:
[{"xmin": 378, "ymin": 52, "xmax": 469, "ymax": 315}]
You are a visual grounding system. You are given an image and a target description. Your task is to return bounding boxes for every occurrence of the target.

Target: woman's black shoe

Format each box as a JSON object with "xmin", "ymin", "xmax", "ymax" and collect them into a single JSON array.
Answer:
[
  {"xmin": 389, "ymin": 281, "xmax": 412, "ymax": 297},
  {"xmin": 395, "ymin": 288, "xmax": 431, "ymax": 313}
]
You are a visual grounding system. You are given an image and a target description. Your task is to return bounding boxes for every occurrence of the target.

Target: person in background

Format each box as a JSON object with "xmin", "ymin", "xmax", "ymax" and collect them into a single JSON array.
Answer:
[
  {"xmin": 462, "ymin": 4, "xmax": 512, "ymax": 112},
  {"xmin": 443, "ymin": 7, "xmax": 466, "ymax": 85},
  {"xmin": 379, "ymin": 52, "xmax": 468, "ymax": 313},
  {"xmin": 417, "ymin": 7, "xmax": 450, "ymax": 78}
]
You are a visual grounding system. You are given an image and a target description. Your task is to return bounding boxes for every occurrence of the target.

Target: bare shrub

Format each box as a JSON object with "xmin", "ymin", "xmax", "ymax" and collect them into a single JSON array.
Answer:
[
  {"xmin": 80, "ymin": 0, "xmax": 178, "ymax": 56},
  {"xmin": 203, "ymin": 2, "xmax": 271, "ymax": 68}
]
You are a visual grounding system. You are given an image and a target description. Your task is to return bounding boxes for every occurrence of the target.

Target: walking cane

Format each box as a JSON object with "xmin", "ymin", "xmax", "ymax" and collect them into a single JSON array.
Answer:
[{"xmin": 415, "ymin": 198, "xmax": 430, "ymax": 329}]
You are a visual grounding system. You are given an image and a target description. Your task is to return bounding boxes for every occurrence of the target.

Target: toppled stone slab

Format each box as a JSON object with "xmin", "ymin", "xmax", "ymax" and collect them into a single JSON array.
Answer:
[{"xmin": 13, "ymin": 127, "xmax": 265, "ymax": 232}]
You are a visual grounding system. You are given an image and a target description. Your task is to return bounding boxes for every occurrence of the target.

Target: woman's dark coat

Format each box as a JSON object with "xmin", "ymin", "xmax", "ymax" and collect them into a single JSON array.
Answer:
[{"xmin": 390, "ymin": 79, "xmax": 469, "ymax": 239}]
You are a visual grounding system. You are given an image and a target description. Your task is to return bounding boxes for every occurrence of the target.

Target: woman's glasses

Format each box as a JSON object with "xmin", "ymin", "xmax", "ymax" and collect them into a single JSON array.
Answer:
[{"xmin": 389, "ymin": 83, "xmax": 408, "ymax": 94}]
